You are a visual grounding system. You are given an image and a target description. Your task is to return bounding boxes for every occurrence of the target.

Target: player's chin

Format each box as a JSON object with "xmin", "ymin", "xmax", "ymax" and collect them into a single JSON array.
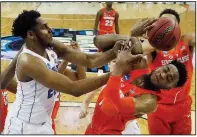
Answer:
[{"xmin": 46, "ymin": 40, "xmax": 53, "ymax": 47}]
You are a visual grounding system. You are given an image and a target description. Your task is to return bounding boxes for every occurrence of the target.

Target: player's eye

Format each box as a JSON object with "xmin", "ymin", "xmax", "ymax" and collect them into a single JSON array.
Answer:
[
  {"xmin": 164, "ymin": 66, "xmax": 170, "ymax": 73},
  {"xmin": 167, "ymin": 74, "xmax": 173, "ymax": 82}
]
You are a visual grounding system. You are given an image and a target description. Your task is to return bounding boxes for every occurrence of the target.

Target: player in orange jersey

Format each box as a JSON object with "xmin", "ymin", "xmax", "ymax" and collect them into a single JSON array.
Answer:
[
  {"xmin": 85, "ymin": 39, "xmax": 188, "ymax": 135},
  {"xmin": 93, "ymin": 2, "xmax": 119, "ymax": 35},
  {"xmin": 144, "ymin": 9, "xmax": 195, "ymax": 135},
  {"xmin": 93, "ymin": 8, "xmax": 195, "ymax": 134}
]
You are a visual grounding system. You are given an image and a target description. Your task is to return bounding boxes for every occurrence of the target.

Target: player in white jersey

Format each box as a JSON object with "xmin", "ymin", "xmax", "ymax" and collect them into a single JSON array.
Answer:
[
  {"xmin": 79, "ymin": 59, "xmax": 141, "ymax": 134},
  {"xmin": 3, "ymin": 10, "xmax": 127, "ymax": 134}
]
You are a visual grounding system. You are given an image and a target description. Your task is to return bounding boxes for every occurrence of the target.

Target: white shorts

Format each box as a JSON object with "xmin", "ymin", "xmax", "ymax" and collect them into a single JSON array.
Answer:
[
  {"xmin": 4, "ymin": 116, "xmax": 54, "ymax": 134},
  {"xmin": 122, "ymin": 120, "xmax": 141, "ymax": 135}
]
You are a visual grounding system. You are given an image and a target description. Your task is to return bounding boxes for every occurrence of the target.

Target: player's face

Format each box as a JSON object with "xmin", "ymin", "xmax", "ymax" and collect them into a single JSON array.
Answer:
[
  {"xmin": 161, "ymin": 14, "xmax": 178, "ymax": 23},
  {"xmin": 150, "ymin": 64, "xmax": 180, "ymax": 89},
  {"xmin": 34, "ymin": 17, "xmax": 53, "ymax": 47},
  {"xmin": 106, "ymin": 2, "xmax": 113, "ymax": 7}
]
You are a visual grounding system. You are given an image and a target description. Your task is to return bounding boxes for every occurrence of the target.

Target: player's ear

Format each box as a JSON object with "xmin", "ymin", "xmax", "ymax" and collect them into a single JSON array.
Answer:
[{"xmin": 27, "ymin": 30, "xmax": 36, "ymax": 40}]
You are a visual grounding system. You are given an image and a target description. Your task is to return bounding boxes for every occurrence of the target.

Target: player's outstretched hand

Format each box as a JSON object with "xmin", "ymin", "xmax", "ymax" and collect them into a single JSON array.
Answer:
[{"xmin": 131, "ymin": 18, "xmax": 157, "ymax": 38}]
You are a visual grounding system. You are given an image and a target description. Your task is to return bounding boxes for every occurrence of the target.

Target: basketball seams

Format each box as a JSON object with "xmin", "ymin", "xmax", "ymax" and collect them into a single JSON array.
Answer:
[
  {"xmin": 148, "ymin": 20, "xmax": 170, "ymax": 43},
  {"xmin": 161, "ymin": 20, "xmax": 177, "ymax": 49}
]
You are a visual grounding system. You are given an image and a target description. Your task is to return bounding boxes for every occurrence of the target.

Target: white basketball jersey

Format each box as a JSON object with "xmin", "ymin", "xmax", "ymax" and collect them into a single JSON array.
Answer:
[{"xmin": 8, "ymin": 47, "xmax": 59, "ymax": 124}]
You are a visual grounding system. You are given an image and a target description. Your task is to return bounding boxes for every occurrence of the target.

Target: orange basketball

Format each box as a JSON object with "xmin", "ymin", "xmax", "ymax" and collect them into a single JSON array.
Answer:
[{"xmin": 147, "ymin": 17, "xmax": 181, "ymax": 51}]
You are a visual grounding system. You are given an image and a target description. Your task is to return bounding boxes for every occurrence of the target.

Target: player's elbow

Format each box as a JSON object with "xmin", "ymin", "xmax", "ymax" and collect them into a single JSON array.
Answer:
[
  {"xmin": 143, "ymin": 98, "xmax": 157, "ymax": 113},
  {"xmin": 72, "ymin": 93, "xmax": 81, "ymax": 97},
  {"xmin": 86, "ymin": 55, "xmax": 97, "ymax": 68},
  {"xmin": 69, "ymin": 85, "xmax": 84, "ymax": 97},
  {"xmin": 135, "ymin": 94, "xmax": 157, "ymax": 114}
]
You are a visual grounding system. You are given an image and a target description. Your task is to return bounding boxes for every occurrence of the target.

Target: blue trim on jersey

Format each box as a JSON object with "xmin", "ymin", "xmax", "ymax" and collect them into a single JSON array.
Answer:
[
  {"xmin": 124, "ymin": 74, "xmax": 130, "ymax": 81},
  {"xmin": 29, "ymin": 82, "xmax": 37, "ymax": 122},
  {"xmin": 17, "ymin": 83, "xmax": 25, "ymax": 118},
  {"xmin": 7, "ymin": 117, "xmax": 14, "ymax": 134}
]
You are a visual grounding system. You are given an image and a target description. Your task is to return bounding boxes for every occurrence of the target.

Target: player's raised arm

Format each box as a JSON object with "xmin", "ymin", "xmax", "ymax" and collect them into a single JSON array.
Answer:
[
  {"xmin": 100, "ymin": 44, "xmax": 157, "ymax": 116},
  {"xmin": 52, "ymin": 39, "xmax": 125, "ymax": 68},
  {"xmin": 94, "ymin": 34, "xmax": 129, "ymax": 51},
  {"xmin": 57, "ymin": 42, "xmax": 86, "ymax": 81},
  {"xmin": 17, "ymin": 53, "xmax": 110, "ymax": 97}
]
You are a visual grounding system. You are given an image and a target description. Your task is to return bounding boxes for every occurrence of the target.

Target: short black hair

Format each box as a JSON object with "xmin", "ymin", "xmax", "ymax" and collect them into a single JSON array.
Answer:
[
  {"xmin": 12, "ymin": 10, "xmax": 41, "ymax": 39},
  {"xmin": 159, "ymin": 9, "xmax": 180, "ymax": 24},
  {"xmin": 170, "ymin": 60, "xmax": 187, "ymax": 87}
]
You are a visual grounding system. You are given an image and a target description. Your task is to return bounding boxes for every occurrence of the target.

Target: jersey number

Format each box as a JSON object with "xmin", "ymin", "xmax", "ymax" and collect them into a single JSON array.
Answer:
[
  {"xmin": 105, "ymin": 20, "xmax": 113, "ymax": 26},
  {"xmin": 48, "ymin": 89, "xmax": 56, "ymax": 99}
]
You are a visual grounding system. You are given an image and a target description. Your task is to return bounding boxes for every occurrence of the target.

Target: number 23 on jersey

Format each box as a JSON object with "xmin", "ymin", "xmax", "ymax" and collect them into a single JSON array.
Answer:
[{"xmin": 105, "ymin": 20, "xmax": 113, "ymax": 26}]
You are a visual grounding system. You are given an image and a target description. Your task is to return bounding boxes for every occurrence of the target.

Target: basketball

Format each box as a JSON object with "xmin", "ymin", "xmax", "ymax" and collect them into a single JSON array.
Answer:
[{"xmin": 147, "ymin": 17, "xmax": 181, "ymax": 51}]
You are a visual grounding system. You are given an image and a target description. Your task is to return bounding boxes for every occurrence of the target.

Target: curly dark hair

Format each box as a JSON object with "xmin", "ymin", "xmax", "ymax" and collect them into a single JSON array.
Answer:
[
  {"xmin": 159, "ymin": 9, "xmax": 180, "ymax": 24},
  {"xmin": 170, "ymin": 60, "xmax": 188, "ymax": 87},
  {"xmin": 12, "ymin": 10, "xmax": 41, "ymax": 38}
]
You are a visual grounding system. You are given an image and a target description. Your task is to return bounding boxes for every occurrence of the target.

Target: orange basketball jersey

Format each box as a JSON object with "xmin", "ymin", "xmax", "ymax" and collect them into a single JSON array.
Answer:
[
  {"xmin": 98, "ymin": 8, "xmax": 116, "ymax": 35},
  {"xmin": 1, "ymin": 89, "xmax": 8, "ymax": 132},
  {"xmin": 149, "ymin": 40, "xmax": 193, "ymax": 104},
  {"xmin": 88, "ymin": 69, "xmax": 161, "ymax": 134}
]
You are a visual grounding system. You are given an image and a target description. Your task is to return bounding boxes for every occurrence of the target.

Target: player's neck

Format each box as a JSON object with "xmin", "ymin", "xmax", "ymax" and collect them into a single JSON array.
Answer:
[
  {"xmin": 25, "ymin": 41, "xmax": 46, "ymax": 57},
  {"xmin": 106, "ymin": 7, "xmax": 112, "ymax": 11}
]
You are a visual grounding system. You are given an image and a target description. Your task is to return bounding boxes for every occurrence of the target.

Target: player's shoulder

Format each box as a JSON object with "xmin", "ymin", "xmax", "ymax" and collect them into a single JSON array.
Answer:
[
  {"xmin": 114, "ymin": 9, "xmax": 119, "ymax": 14},
  {"xmin": 18, "ymin": 53, "xmax": 44, "ymax": 69},
  {"xmin": 180, "ymin": 33, "xmax": 194, "ymax": 46},
  {"xmin": 99, "ymin": 8, "xmax": 105, "ymax": 13}
]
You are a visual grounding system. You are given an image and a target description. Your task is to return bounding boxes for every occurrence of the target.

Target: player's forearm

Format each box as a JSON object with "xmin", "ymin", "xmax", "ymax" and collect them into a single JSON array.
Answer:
[
  {"xmin": 142, "ymin": 42, "xmax": 155, "ymax": 55},
  {"xmin": 76, "ymin": 65, "xmax": 86, "ymax": 80},
  {"xmin": 94, "ymin": 34, "xmax": 129, "ymax": 50},
  {"xmin": 83, "ymin": 90, "xmax": 98, "ymax": 105},
  {"xmin": 115, "ymin": 25, "xmax": 120, "ymax": 34},
  {"xmin": 58, "ymin": 61, "xmax": 68, "ymax": 74},
  {"xmin": 62, "ymin": 69, "xmax": 78, "ymax": 81},
  {"xmin": 64, "ymin": 73, "xmax": 111, "ymax": 97},
  {"xmin": 87, "ymin": 49, "xmax": 116, "ymax": 68}
]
